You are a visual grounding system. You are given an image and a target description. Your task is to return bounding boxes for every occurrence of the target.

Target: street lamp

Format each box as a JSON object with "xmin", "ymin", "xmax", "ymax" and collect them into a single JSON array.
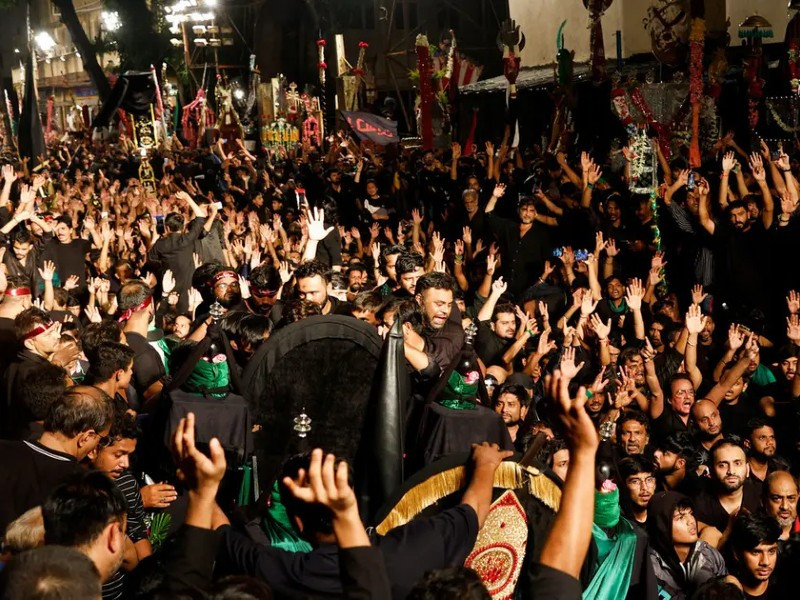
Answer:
[
  {"xmin": 35, "ymin": 31, "xmax": 56, "ymax": 53},
  {"xmin": 101, "ymin": 11, "xmax": 121, "ymax": 32}
]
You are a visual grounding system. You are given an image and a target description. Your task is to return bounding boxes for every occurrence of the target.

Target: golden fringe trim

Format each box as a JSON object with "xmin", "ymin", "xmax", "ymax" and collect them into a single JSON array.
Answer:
[{"xmin": 375, "ymin": 462, "xmax": 562, "ymax": 535}]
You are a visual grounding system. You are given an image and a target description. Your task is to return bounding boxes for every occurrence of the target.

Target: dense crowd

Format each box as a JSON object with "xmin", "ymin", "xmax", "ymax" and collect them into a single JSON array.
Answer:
[{"xmin": 0, "ymin": 116, "xmax": 797, "ymax": 600}]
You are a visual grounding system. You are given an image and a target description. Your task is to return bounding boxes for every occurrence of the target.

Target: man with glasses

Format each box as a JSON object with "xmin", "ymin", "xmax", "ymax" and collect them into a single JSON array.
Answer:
[
  {"xmin": 652, "ymin": 373, "xmax": 697, "ymax": 441},
  {"xmin": 620, "ymin": 455, "xmax": 658, "ymax": 527},
  {"xmin": 0, "ymin": 385, "xmax": 113, "ymax": 532}
]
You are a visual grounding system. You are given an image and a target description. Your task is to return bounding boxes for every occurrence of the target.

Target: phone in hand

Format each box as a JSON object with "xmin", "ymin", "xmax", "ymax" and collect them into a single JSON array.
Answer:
[
  {"xmin": 687, "ymin": 173, "xmax": 696, "ymax": 190},
  {"xmin": 575, "ymin": 249, "xmax": 590, "ymax": 262},
  {"xmin": 155, "ymin": 215, "xmax": 165, "ymax": 235},
  {"xmin": 214, "ymin": 201, "xmax": 223, "ymax": 210},
  {"xmin": 552, "ymin": 247, "xmax": 564, "ymax": 258},
  {"xmin": 771, "ymin": 150, "xmax": 781, "ymax": 161}
]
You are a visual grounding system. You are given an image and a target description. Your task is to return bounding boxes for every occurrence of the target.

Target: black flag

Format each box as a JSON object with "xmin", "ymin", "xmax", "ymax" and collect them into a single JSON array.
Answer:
[
  {"xmin": 341, "ymin": 111, "xmax": 399, "ymax": 145},
  {"xmin": 18, "ymin": 51, "xmax": 45, "ymax": 166}
]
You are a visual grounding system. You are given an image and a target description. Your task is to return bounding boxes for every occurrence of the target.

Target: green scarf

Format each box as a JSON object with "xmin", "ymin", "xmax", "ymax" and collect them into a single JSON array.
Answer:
[
  {"xmin": 607, "ymin": 298, "xmax": 628, "ymax": 314},
  {"xmin": 437, "ymin": 370, "xmax": 478, "ymax": 410},
  {"xmin": 584, "ymin": 491, "xmax": 637, "ymax": 600},
  {"xmin": 184, "ymin": 359, "xmax": 230, "ymax": 397},
  {"xmin": 262, "ymin": 481, "xmax": 313, "ymax": 553}
]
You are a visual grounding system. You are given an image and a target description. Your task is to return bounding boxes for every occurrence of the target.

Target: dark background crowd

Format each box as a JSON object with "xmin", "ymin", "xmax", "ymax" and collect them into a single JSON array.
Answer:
[{"xmin": 0, "ymin": 108, "xmax": 797, "ymax": 600}]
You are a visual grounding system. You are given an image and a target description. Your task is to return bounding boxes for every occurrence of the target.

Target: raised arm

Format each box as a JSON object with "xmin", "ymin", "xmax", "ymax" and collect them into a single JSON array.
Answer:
[
  {"xmin": 749, "ymin": 153, "xmax": 774, "ymax": 229},
  {"xmin": 705, "ymin": 338, "xmax": 757, "ymax": 406},
  {"xmin": 625, "ymin": 278, "xmax": 646, "ymax": 341},
  {"xmin": 301, "ymin": 206, "xmax": 333, "ymax": 263},
  {"xmin": 697, "ymin": 177, "xmax": 715, "ymax": 235},
  {"xmin": 719, "ymin": 153, "xmax": 735, "ymax": 210},
  {"xmin": 557, "ymin": 151, "xmax": 582, "ymax": 188},
  {"xmin": 484, "ymin": 183, "xmax": 506, "ymax": 214},
  {"xmin": 450, "ymin": 142, "xmax": 461, "ymax": 181},
  {"xmin": 537, "ymin": 371, "xmax": 598, "ymax": 579}
]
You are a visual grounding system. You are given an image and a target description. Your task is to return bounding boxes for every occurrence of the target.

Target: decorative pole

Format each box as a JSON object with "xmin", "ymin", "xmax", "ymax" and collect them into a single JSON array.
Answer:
[
  {"xmin": 688, "ymin": 3, "xmax": 706, "ymax": 168},
  {"xmin": 316, "ymin": 34, "xmax": 327, "ymax": 134},
  {"xmin": 415, "ymin": 34, "xmax": 434, "ymax": 150}
]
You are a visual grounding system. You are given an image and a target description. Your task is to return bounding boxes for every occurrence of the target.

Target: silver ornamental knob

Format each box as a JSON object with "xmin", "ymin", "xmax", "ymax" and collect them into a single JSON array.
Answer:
[
  {"xmin": 293, "ymin": 411, "xmax": 312, "ymax": 438},
  {"xmin": 599, "ymin": 419, "xmax": 615, "ymax": 441},
  {"xmin": 209, "ymin": 301, "xmax": 225, "ymax": 321}
]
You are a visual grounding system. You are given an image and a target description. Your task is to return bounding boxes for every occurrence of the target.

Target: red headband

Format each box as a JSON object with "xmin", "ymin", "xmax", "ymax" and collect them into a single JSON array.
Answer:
[
  {"xmin": 21, "ymin": 320, "xmax": 55, "ymax": 341},
  {"xmin": 212, "ymin": 271, "xmax": 238, "ymax": 285},
  {"xmin": 250, "ymin": 286, "xmax": 278, "ymax": 298},
  {"xmin": 117, "ymin": 295, "xmax": 153, "ymax": 323},
  {"xmin": 5, "ymin": 287, "xmax": 31, "ymax": 297}
]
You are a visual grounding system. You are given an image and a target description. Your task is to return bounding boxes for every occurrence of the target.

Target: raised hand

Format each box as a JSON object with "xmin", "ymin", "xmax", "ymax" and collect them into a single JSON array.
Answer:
[
  {"xmin": 193, "ymin": 252, "xmax": 202, "ymax": 270},
  {"xmin": 282, "ymin": 448, "xmax": 359, "ymax": 519},
  {"xmin": 787, "ymin": 290, "xmax": 800, "ymax": 315},
  {"xmin": 780, "ymin": 193, "xmax": 799, "ymax": 216},
  {"xmin": 63, "ymin": 275, "xmax": 80, "ymax": 291},
  {"xmin": 451, "ymin": 142, "xmax": 461, "ymax": 161},
  {"xmin": 777, "ymin": 151, "xmax": 791, "ymax": 172},
  {"xmin": 594, "ymin": 231, "xmax": 608, "ymax": 257},
  {"xmin": 587, "ymin": 163, "xmax": 602, "ymax": 185},
  {"xmin": 591, "ymin": 366, "xmax": 609, "ymax": 394},
  {"xmin": 625, "ymin": 278, "xmax": 644, "ymax": 311},
  {"xmin": 787, "ymin": 314, "xmax": 800, "ymax": 345},
  {"xmin": 641, "ymin": 337, "xmax": 656, "ymax": 363},
  {"xmin": 486, "ymin": 253, "xmax": 498, "ymax": 276},
  {"xmin": 691, "ymin": 284, "xmax": 708, "ymax": 306},
  {"xmin": 606, "ymin": 239, "xmax": 619, "ymax": 258},
  {"xmin": 461, "ymin": 226, "xmax": 472, "ymax": 247},
  {"xmin": 369, "ymin": 222, "xmax": 380, "ymax": 240},
  {"xmin": 675, "ymin": 169, "xmax": 690, "ymax": 187},
  {"xmin": 279, "ymin": 261, "xmax": 293, "ymax": 284},
  {"xmin": 685, "ymin": 303, "xmax": 707, "ymax": 335},
  {"xmin": 239, "ymin": 275, "xmax": 251, "ymax": 300},
  {"xmin": 84, "ymin": 305, "xmax": 102, "ymax": 324},
  {"xmin": 590, "ymin": 313, "xmax": 611, "ymax": 341},
  {"xmin": 580, "ymin": 291, "xmax": 598, "ymax": 317},
  {"xmin": 162, "ymin": 270, "xmax": 176, "ymax": 295},
  {"xmin": 490, "ymin": 276, "xmax": 507, "ymax": 296},
  {"xmin": 559, "ymin": 346, "xmax": 585, "ymax": 380},
  {"xmin": 728, "ymin": 324, "xmax": 746, "ymax": 351},
  {"xmin": 648, "ymin": 265, "xmax": 664, "ymax": 288},
  {"xmin": 553, "ymin": 373, "xmax": 598, "ymax": 452},
  {"xmin": 187, "ymin": 288, "xmax": 202, "ymax": 312},
  {"xmin": 38, "ymin": 260, "xmax": 56, "ymax": 282},
  {"xmin": 2, "ymin": 164, "xmax": 17, "ymax": 184},
  {"xmin": 722, "ymin": 151, "xmax": 736, "ymax": 174},
  {"xmin": 538, "ymin": 301, "xmax": 550, "ymax": 327},
  {"xmin": 580, "ymin": 151, "xmax": 592, "ymax": 173},
  {"xmin": 306, "ymin": 207, "xmax": 333, "ymax": 242},
  {"xmin": 535, "ymin": 327, "xmax": 555, "ymax": 355},
  {"xmin": 749, "ymin": 153, "xmax": 766, "ymax": 182},
  {"xmin": 492, "ymin": 183, "xmax": 506, "ymax": 198}
]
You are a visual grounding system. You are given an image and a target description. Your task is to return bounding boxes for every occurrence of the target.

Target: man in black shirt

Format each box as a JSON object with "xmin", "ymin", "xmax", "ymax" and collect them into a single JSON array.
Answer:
[
  {"xmin": 0, "ymin": 385, "xmax": 112, "ymax": 532},
  {"xmin": 483, "ymin": 188, "xmax": 551, "ymax": 301},
  {"xmin": 118, "ymin": 280, "xmax": 165, "ymax": 407},
  {"xmin": 152, "ymin": 191, "xmax": 208, "ymax": 311},
  {"xmin": 693, "ymin": 438, "xmax": 762, "ymax": 534},
  {"xmin": 475, "ymin": 277, "xmax": 517, "ymax": 367},
  {"xmin": 42, "ymin": 216, "xmax": 92, "ymax": 291},
  {"xmin": 727, "ymin": 513, "xmax": 782, "ymax": 600}
]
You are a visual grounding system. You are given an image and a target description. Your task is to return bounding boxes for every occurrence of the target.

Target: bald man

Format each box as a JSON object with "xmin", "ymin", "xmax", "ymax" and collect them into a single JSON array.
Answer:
[
  {"xmin": 763, "ymin": 471, "xmax": 798, "ymax": 541},
  {"xmin": 691, "ymin": 399, "xmax": 722, "ymax": 451}
]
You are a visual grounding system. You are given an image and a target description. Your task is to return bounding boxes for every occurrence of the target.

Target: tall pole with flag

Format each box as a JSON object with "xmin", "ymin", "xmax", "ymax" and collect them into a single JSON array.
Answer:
[{"xmin": 19, "ymin": 0, "xmax": 46, "ymax": 167}]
